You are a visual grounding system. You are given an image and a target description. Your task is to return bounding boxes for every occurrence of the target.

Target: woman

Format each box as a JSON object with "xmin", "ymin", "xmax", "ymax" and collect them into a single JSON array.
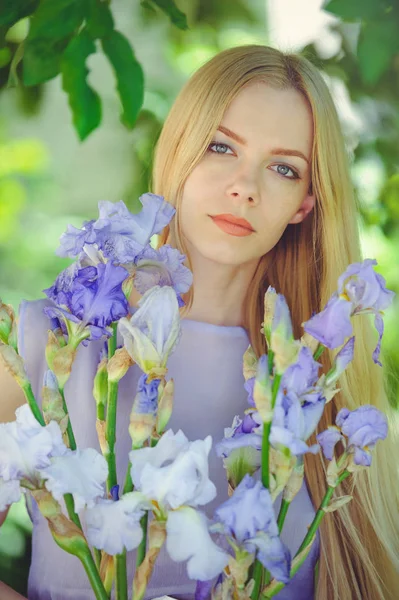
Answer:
[{"xmin": 1, "ymin": 44, "xmax": 398, "ymax": 600}]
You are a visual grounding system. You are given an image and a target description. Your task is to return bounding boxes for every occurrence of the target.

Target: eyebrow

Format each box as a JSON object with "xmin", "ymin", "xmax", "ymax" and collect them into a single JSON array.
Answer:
[{"xmin": 217, "ymin": 125, "xmax": 310, "ymax": 165}]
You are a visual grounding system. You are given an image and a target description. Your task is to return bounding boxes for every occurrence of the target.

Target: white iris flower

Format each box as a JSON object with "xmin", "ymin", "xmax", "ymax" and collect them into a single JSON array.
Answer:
[
  {"xmin": 129, "ymin": 429, "xmax": 229, "ymax": 581},
  {"xmin": 39, "ymin": 448, "xmax": 108, "ymax": 512}
]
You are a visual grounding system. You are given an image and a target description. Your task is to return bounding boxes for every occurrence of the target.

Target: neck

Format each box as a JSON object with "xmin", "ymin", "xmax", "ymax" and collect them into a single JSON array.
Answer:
[{"xmin": 180, "ymin": 242, "xmax": 259, "ymax": 328}]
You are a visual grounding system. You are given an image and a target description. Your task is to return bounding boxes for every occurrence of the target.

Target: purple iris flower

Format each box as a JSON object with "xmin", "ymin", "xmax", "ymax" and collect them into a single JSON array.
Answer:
[
  {"xmin": 303, "ymin": 259, "xmax": 395, "ymax": 366},
  {"xmin": 133, "ymin": 244, "xmax": 193, "ymax": 307},
  {"xmin": 55, "ymin": 219, "xmax": 96, "ymax": 258},
  {"xmin": 302, "ymin": 295, "xmax": 353, "ymax": 350},
  {"xmin": 215, "ymin": 413, "xmax": 262, "ymax": 459},
  {"xmin": 281, "ymin": 345, "xmax": 321, "ymax": 397},
  {"xmin": 270, "ymin": 391, "xmax": 322, "ymax": 456},
  {"xmin": 244, "ymin": 377, "xmax": 255, "ymax": 408},
  {"xmin": 317, "ymin": 405, "xmax": 388, "ymax": 466},
  {"xmin": 195, "ymin": 579, "xmax": 214, "ymax": 600},
  {"xmin": 269, "ymin": 345, "xmax": 324, "ymax": 455},
  {"xmin": 337, "ymin": 259, "xmax": 394, "ymax": 313},
  {"xmin": 43, "ymin": 261, "xmax": 130, "ymax": 344},
  {"xmin": 133, "ymin": 373, "xmax": 161, "ymax": 415},
  {"xmin": 324, "ymin": 336, "xmax": 355, "ymax": 387},
  {"xmin": 56, "ymin": 195, "xmax": 175, "ymax": 263},
  {"xmin": 213, "ymin": 474, "xmax": 291, "ymax": 583},
  {"xmin": 272, "ymin": 294, "xmax": 294, "ymax": 339}
]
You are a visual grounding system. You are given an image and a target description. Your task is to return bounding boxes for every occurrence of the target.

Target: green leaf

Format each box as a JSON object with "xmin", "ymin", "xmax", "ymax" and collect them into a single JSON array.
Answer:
[
  {"xmin": 23, "ymin": 36, "xmax": 71, "ymax": 85},
  {"xmin": 101, "ymin": 31, "xmax": 144, "ymax": 129},
  {"xmin": 60, "ymin": 29, "xmax": 102, "ymax": 141},
  {"xmin": 28, "ymin": 0, "xmax": 85, "ymax": 39},
  {"xmin": 23, "ymin": 0, "xmax": 86, "ymax": 85},
  {"xmin": 323, "ymin": 0, "xmax": 392, "ymax": 22},
  {"xmin": 0, "ymin": 0, "xmax": 39, "ymax": 28},
  {"xmin": 6, "ymin": 42, "xmax": 24, "ymax": 87},
  {"xmin": 358, "ymin": 19, "xmax": 399, "ymax": 85},
  {"xmin": 140, "ymin": 1, "xmax": 158, "ymax": 15},
  {"xmin": 85, "ymin": 0, "xmax": 115, "ymax": 39},
  {"xmin": 145, "ymin": 0, "xmax": 188, "ymax": 30}
]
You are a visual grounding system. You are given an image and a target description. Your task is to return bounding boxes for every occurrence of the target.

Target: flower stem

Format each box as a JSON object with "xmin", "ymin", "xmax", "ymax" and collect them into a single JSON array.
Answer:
[
  {"xmin": 94, "ymin": 548, "xmax": 102, "ymax": 570},
  {"xmin": 260, "ymin": 535, "xmax": 316, "ymax": 599},
  {"xmin": 77, "ymin": 546, "xmax": 109, "ymax": 600},
  {"xmin": 250, "ymin": 560, "xmax": 264, "ymax": 599},
  {"xmin": 59, "ymin": 387, "xmax": 77, "ymax": 450},
  {"xmin": 255, "ymin": 371, "xmax": 282, "ymax": 594},
  {"xmin": 123, "ymin": 463, "xmax": 134, "ymax": 494},
  {"xmin": 277, "ymin": 499, "xmax": 290, "ymax": 533},
  {"xmin": 64, "ymin": 493, "xmax": 82, "ymax": 529},
  {"xmin": 22, "ymin": 382, "xmax": 45, "ymax": 426},
  {"xmin": 295, "ymin": 470, "xmax": 350, "ymax": 556},
  {"xmin": 115, "ymin": 550, "xmax": 128, "ymax": 600},
  {"xmin": 136, "ymin": 512, "xmax": 149, "ymax": 568},
  {"xmin": 313, "ymin": 344, "xmax": 325, "ymax": 361},
  {"xmin": 260, "ymin": 423, "xmax": 271, "ymax": 489},
  {"xmin": 105, "ymin": 323, "xmax": 119, "ymax": 495}
]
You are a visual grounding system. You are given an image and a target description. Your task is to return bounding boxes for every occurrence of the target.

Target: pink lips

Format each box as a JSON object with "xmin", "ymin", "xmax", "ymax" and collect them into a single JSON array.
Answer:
[{"xmin": 210, "ymin": 214, "xmax": 255, "ymax": 237}]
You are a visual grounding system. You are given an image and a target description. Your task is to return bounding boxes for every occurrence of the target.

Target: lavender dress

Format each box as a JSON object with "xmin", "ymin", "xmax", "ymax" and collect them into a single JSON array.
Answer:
[{"xmin": 18, "ymin": 299, "xmax": 320, "ymax": 600}]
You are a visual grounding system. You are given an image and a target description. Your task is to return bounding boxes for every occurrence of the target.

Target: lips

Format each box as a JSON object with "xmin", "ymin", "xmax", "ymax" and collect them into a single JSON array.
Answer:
[
  {"xmin": 210, "ymin": 215, "xmax": 255, "ymax": 237},
  {"xmin": 211, "ymin": 213, "xmax": 254, "ymax": 232}
]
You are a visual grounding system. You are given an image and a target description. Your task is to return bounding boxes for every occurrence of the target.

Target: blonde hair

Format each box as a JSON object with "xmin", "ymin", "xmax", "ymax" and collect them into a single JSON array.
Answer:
[{"xmin": 149, "ymin": 45, "xmax": 399, "ymax": 599}]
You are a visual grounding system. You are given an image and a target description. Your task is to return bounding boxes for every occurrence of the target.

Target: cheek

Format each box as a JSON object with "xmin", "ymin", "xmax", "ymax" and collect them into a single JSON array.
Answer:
[{"xmin": 180, "ymin": 168, "xmax": 215, "ymax": 219}]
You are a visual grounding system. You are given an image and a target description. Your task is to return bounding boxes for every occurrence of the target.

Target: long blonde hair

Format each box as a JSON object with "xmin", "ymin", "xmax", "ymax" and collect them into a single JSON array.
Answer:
[{"xmin": 149, "ymin": 45, "xmax": 399, "ymax": 599}]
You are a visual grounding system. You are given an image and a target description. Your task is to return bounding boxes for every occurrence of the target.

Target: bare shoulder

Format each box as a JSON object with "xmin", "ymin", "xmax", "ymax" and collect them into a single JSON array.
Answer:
[{"xmin": 0, "ymin": 580, "xmax": 27, "ymax": 599}]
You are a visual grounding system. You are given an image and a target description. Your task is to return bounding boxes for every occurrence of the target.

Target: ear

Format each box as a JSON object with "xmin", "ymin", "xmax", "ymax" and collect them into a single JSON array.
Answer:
[{"xmin": 289, "ymin": 190, "xmax": 315, "ymax": 225}]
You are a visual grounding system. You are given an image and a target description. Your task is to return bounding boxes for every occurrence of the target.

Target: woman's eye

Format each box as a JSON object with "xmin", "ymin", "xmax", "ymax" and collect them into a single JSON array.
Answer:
[
  {"xmin": 271, "ymin": 164, "xmax": 300, "ymax": 180},
  {"xmin": 207, "ymin": 141, "xmax": 233, "ymax": 155},
  {"xmin": 207, "ymin": 142, "xmax": 300, "ymax": 181}
]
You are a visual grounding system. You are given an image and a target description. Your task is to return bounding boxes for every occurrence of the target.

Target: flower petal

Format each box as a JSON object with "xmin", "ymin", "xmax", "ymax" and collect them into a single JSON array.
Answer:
[
  {"xmin": 85, "ymin": 492, "xmax": 148, "ymax": 554},
  {"xmin": 40, "ymin": 448, "xmax": 108, "ymax": 512},
  {"xmin": 247, "ymin": 532, "xmax": 291, "ymax": 584},
  {"xmin": 166, "ymin": 507, "xmax": 229, "ymax": 581},
  {"xmin": 316, "ymin": 427, "xmax": 343, "ymax": 461},
  {"xmin": 130, "ymin": 429, "xmax": 188, "ymax": 487},
  {"xmin": 0, "ymin": 477, "xmax": 21, "ymax": 511}
]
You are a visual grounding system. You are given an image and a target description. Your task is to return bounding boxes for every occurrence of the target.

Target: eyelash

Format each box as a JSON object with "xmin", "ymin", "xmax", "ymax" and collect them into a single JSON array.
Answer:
[{"xmin": 206, "ymin": 141, "xmax": 301, "ymax": 180}]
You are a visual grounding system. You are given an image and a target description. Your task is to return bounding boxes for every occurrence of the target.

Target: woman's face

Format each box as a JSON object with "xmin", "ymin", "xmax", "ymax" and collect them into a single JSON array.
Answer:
[{"xmin": 179, "ymin": 81, "xmax": 315, "ymax": 267}]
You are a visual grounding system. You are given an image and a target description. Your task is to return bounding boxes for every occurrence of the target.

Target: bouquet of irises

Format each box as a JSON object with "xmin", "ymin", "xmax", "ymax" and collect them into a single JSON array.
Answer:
[{"xmin": 0, "ymin": 194, "xmax": 394, "ymax": 600}]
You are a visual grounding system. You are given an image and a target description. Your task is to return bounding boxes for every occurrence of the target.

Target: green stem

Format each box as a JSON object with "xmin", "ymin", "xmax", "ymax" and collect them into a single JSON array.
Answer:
[
  {"xmin": 256, "ymin": 371, "xmax": 282, "ymax": 593},
  {"xmin": 94, "ymin": 548, "xmax": 102, "ymax": 570},
  {"xmin": 260, "ymin": 536, "xmax": 316, "ymax": 599},
  {"xmin": 22, "ymin": 382, "xmax": 45, "ymax": 426},
  {"xmin": 123, "ymin": 463, "xmax": 134, "ymax": 495},
  {"xmin": 57, "ymin": 389, "xmax": 82, "ymax": 530},
  {"xmin": 115, "ymin": 550, "xmax": 127, "ymax": 600},
  {"xmin": 64, "ymin": 493, "xmax": 82, "ymax": 529},
  {"xmin": 250, "ymin": 560, "xmax": 263, "ymax": 599},
  {"xmin": 59, "ymin": 387, "xmax": 77, "ymax": 450},
  {"xmin": 105, "ymin": 323, "xmax": 119, "ymax": 495},
  {"xmin": 313, "ymin": 344, "xmax": 325, "ymax": 361},
  {"xmin": 261, "ymin": 422, "xmax": 272, "ymax": 489},
  {"xmin": 296, "ymin": 470, "xmax": 350, "ymax": 556},
  {"xmin": 136, "ymin": 512, "xmax": 148, "ymax": 569},
  {"xmin": 77, "ymin": 546, "xmax": 109, "ymax": 600},
  {"xmin": 277, "ymin": 499, "xmax": 290, "ymax": 533},
  {"xmin": 97, "ymin": 402, "xmax": 105, "ymax": 422}
]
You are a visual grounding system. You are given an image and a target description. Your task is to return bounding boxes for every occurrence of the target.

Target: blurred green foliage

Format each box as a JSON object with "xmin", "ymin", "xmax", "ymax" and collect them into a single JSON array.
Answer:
[
  {"xmin": 0, "ymin": 497, "xmax": 32, "ymax": 596},
  {"xmin": 0, "ymin": 0, "xmax": 398, "ymax": 595}
]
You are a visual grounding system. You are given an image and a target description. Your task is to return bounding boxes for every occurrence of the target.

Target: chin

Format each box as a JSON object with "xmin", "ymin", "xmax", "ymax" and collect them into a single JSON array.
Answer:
[{"xmin": 193, "ymin": 239, "xmax": 255, "ymax": 265}]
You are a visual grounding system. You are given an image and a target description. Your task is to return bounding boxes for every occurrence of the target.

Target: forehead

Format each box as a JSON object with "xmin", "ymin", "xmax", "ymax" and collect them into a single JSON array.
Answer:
[{"xmin": 220, "ymin": 82, "xmax": 314, "ymax": 156}]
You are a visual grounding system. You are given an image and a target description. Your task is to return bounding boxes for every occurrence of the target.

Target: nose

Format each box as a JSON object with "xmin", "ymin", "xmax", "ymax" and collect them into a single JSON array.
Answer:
[{"xmin": 226, "ymin": 169, "xmax": 260, "ymax": 206}]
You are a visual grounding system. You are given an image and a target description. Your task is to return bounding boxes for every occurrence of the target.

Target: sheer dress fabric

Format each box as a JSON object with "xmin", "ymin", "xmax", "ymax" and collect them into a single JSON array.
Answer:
[{"xmin": 17, "ymin": 299, "xmax": 320, "ymax": 600}]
